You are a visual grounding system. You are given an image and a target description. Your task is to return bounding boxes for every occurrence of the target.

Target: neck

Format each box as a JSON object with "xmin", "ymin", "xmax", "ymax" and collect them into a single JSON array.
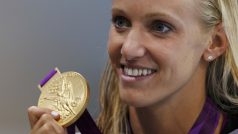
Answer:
[{"xmin": 129, "ymin": 91, "xmax": 206, "ymax": 134}]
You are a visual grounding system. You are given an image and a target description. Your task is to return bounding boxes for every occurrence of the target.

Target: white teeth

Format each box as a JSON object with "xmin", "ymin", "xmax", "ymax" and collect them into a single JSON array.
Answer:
[
  {"xmin": 139, "ymin": 69, "xmax": 143, "ymax": 75},
  {"xmin": 128, "ymin": 68, "xmax": 132, "ymax": 75},
  {"xmin": 124, "ymin": 67, "xmax": 155, "ymax": 77},
  {"xmin": 133, "ymin": 69, "xmax": 138, "ymax": 76},
  {"xmin": 142, "ymin": 69, "xmax": 147, "ymax": 76},
  {"xmin": 148, "ymin": 69, "xmax": 151, "ymax": 74}
]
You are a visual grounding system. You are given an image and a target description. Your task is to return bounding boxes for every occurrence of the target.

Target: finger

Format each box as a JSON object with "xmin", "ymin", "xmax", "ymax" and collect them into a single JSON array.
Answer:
[
  {"xmin": 38, "ymin": 124, "xmax": 66, "ymax": 134},
  {"xmin": 31, "ymin": 114, "xmax": 55, "ymax": 133},
  {"xmin": 51, "ymin": 119, "xmax": 65, "ymax": 134},
  {"xmin": 38, "ymin": 121, "xmax": 65, "ymax": 134},
  {"xmin": 32, "ymin": 115, "xmax": 65, "ymax": 134},
  {"xmin": 50, "ymin": 111, "xmax": 60, "ymax": 121},
  {"xmin": 28, "ymin": 106, "xmax": 59, "ymax": 128},
  {"xmin": 35, "ymin": 121, "xmax": 57, "ymax": 134},
  {"xmin": 39, "ymin": 114, "xmax": 64, "ymax": 133},
  {"xmin": 64, "ymin": 128, "xmax": 68, "ymax": 134}
]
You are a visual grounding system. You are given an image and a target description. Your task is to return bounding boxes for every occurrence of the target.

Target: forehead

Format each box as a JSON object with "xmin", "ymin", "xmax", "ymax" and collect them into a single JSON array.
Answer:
[{"xmin": 112, "ymin": 0, "xmax": 199, "ymax": 20}]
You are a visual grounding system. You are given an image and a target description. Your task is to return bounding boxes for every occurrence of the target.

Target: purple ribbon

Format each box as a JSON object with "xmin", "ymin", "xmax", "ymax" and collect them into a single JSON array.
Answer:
[
  {"xmin": 188, "ymin": 98, "xmax": 221, "ymax": 134},
  {"xmin": 67, "ymin": 109, "xmax": 102, "ymax": 134},
  {"xmin": 39, "ymin": 69, "xmax": 57, "ymax": 87}
]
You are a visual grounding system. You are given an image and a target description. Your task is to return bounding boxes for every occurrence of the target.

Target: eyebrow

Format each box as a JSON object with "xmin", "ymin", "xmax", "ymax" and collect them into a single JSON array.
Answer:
[
  {"xmin": 111, "ymin": 8, "xmax": 127, "ymax": 16},
  {"xmin": 144, "ymin": 12, "xmax": 174, "ymax": 20},
  {"xmin": 112, "ymin": 7, "xmax": 178, "ymax": 20}
]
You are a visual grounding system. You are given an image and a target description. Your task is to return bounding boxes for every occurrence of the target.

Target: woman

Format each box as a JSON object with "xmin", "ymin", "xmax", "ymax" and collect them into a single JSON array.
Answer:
[{"xmin": 28, "ymin": 0, "xmax": 238, "ymax": 133}]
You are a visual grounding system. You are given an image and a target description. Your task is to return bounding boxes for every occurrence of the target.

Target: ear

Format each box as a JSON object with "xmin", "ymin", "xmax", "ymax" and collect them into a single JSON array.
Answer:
[{"xmin": 203, "ymin": 23, "xmax": 228, "ymax": 62}]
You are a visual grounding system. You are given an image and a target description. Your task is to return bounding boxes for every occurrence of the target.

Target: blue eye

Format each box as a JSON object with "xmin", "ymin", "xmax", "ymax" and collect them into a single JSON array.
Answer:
[
  {"xmin": 112, "ymin": 16, "xmax": 131, "ymax": 29},
  {"xmin": 151, "ymin": 21, "xmax": 172, "ymax": 34}
]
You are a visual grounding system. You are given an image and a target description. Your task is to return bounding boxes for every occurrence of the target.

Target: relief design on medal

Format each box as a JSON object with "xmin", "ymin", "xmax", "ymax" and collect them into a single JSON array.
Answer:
[
  {"xmin": 44, "ymin": 78, "xmax": 79, "ymax": 119},
  {"xmin": 38, "ymin": 71, "xmax": 89, "ymax": 127},
  {"xmin": 39, "ymin": 73, "xmax": 83, "ymax": 120}
]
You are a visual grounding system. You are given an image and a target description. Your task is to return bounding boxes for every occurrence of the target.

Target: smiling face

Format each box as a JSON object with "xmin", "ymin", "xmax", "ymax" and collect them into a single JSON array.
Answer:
[{"xmin": 108, "ymin": 0, "xmax": 210, "ymax": 107}]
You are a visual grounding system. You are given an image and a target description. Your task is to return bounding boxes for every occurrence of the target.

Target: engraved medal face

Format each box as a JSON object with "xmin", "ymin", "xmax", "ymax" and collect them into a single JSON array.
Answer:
[{"xmin": 38, "ymin": 70, "xmax": 89, "ymax": 127}]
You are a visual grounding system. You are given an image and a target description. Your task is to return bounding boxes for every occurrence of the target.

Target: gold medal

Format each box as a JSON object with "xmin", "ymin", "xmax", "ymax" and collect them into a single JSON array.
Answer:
[{"xmin": 37, "ymin": 68, "xmax": 89, "ymax": 127}]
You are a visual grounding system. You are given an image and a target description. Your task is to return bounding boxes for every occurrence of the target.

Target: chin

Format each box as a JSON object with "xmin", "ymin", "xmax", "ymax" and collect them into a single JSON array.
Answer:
[
  {"xmin": 120, "ymin": 96, "xmax": 147, "ymax": 107},
  {"xmin": 118, "ymin": 87, "xmax": 154, "ymax": 108},
  {"xmin": 118, "ymin": 85, "xmax": 173, "ymax": 109}
]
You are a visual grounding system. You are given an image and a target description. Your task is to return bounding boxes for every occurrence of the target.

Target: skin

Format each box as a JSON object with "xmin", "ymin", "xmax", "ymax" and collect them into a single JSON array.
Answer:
[
  {"xmin": 108, "ymin": 0, "xmax": 227, "ymax": 133},
  {"xmin": 28, "ymin": 106, "xmax": 67, "ymax": 134}
]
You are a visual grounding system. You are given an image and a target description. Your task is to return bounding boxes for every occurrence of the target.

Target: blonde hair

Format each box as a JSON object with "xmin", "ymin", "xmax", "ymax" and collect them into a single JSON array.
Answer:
[
  {"xmin": 97, "ymin": 61, "xmax": 129, "ymax": 134},
  {"xmin": 97, "ymin": 0, "xmax": 238, "ymax": 133},
  {"xmin": 201, "ymin": 0, "xmax": 238, "ymax": 112}
]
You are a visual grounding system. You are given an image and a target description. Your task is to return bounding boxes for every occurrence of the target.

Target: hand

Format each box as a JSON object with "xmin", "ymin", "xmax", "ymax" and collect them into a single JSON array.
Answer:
[{"xmin": 28, "ymin": 106, "xmax": 67, "ymax": 134}]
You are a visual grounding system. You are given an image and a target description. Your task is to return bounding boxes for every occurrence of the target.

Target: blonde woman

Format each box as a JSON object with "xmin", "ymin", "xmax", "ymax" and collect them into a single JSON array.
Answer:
[{"xmin": 28, "ymin": 0, "xmax": 238, "ymax": 133}]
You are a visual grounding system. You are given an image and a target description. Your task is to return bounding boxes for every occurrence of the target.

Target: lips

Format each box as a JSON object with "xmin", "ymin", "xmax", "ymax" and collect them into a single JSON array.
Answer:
[{"xmin": 121, "ymin": 65, "xmax": 157, "ymax": 77}]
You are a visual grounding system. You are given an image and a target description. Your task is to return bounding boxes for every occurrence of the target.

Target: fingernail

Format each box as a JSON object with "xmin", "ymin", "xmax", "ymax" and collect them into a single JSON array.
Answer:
[{"xmin": 51, "ymin": 111, "xmax": 59, "ymax": 117}]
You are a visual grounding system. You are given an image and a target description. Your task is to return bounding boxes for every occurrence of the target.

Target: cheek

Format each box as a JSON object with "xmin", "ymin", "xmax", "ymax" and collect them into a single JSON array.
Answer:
[
  {"xmin": 149, "ymin": 41, "xmax": 194, "ymax": 76},
  {"xmin": 148, "ymin": 43, "xmax": 175, "ymax": 69},
  {"xmin": 107, "ymin": 29, "xmax": 122, "ymax": 64},
  {"xmin": 167, "ymin": 45, "xmax": 205, "ymax": 82}
]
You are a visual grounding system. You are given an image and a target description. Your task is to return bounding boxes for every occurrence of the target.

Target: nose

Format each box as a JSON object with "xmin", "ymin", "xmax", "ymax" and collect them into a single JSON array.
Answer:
[{"xmin": 120, "ymin": 30, "xmax": 146, "ymax": 61}]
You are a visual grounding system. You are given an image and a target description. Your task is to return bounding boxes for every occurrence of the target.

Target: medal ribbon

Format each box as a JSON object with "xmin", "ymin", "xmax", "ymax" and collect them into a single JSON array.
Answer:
[
  {"xmin": 40, "ymin": 69, "xmax": 101, "ymax": 134},
  {"xmin": 67, "ymin": 109, "xmax": 102, "ymax": 134},
  {"xmin": 40, "ymin": 69, "xmax": 57, "ymax": 87},
  {"xmin": 188, "ymin": 98, "xmax": 222, "ymax": 134}
]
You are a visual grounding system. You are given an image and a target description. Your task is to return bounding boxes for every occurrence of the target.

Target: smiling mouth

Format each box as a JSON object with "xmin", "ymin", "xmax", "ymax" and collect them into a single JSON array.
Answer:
[{"xmin": 121, "ymin": 65, "xmax": 157, "ymax": 77}]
